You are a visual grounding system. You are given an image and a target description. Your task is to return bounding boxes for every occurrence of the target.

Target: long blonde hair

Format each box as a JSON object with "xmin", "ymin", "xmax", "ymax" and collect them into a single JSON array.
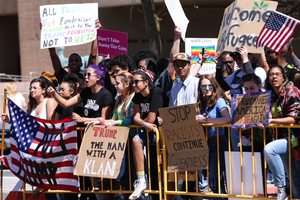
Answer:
[
  {"xmin": 5, "ymin": 83, "xmax": 18, "ymax": 97},
  {"xmin": 115, "ymin": 72, "xmax": 135, "ymax": 114}
]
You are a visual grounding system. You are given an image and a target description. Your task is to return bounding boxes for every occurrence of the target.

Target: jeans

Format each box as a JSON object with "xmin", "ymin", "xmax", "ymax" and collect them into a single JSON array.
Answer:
[
  {"xmin": 208, "ymin": 136, "xmax": 228, "ymax": 197},
  {"xmin": 264, "ymin": 137, "xmax": 300, "ymax": 198},
  {"xmin": 230, "ymin": 128, "xmax": 240, "ymax": 151}
]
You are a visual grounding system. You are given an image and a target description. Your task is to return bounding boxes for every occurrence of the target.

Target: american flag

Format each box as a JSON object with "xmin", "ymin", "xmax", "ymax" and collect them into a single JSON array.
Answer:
[
  {"xmin": 1, "ymin": 99, "xmax": 79, "ymax": 192},
  {"xmin": 256, "ymin": 11, "xmax": 300, "ymax": 53}
]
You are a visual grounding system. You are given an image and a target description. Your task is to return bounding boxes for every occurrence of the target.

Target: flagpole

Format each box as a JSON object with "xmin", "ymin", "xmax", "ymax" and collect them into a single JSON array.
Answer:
[
  {"xmin": 273, "ymin": 10, "xmax": 300, "ymax": 24},
  {"xmin": 1, "ymin": 88, "xmax": 7, "ymax": 200}
]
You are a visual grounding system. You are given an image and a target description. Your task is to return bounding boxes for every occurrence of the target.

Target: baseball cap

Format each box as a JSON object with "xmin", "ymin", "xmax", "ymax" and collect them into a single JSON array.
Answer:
[{"xmin": 173, "ymin": 53, "xmax": 191, "ymax": 63}]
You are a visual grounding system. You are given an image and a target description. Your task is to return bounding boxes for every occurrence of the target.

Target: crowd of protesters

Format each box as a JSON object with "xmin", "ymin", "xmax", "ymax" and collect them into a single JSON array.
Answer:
[{"xmin": 2, "ymin": 17, "xmax": 300, "ymax": 200}]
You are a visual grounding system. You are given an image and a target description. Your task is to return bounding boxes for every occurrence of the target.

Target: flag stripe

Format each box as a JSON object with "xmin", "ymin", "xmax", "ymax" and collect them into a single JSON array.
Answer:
[
  {"xmin": 2, "ymin": 99, "xmax": 79, "ymax": 192},
  {"xmin": 256, "ymin": 11, "xmax": 299, "ymax": 53}
]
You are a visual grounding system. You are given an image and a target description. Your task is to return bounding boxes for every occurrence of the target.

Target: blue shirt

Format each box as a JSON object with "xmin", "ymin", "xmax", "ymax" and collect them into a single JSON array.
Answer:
[
  {"xmin": 200, "ymin": 98, "xmax": 228, "ymax": 138},
  {"xmin": 169, "ymin": 75, "xmax": 199, "ymax": 107}
]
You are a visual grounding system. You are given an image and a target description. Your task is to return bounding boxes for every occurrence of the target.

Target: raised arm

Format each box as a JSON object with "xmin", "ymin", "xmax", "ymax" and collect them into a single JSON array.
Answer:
[
  {"xmin": 190, "ymin": 49, "xmax": 207, "ymax": 77},
  {"xmin": 47, "ymin": 86, "xmax": 82, "ymax": 108},
  {"xmin": 88, "ymin": 19, "xmax": 102, "ymax": 66},
  {"xmin": 167, "ymin": 26, "xmax": 182, "ymax": 76}
]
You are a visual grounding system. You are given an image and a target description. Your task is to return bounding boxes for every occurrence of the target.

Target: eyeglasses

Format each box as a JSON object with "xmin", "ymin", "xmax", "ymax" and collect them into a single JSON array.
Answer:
[
  {"xmin": 85, "ymin": 72, "xmax": 98, "ymax": 78},
  {"xmin": 29, "ymin": 87, "xmax": 41, "ymax": 91},
  {"xmin": 58, "ymin": 88, "xmax": 72, "ymax": 92},
  {"xmin": 269, "ymin": 72, "xmax": 282, "ymax": 77},
  {"xmin": 223, "ymin": 61, "xmax": 234, "ymax": 64},
  {"xmin": 133, "ymin": 80, "xmax": 145, "ymax": 85},
  {"xmin": 201, "ymin": 84, "xmax": 214, "ymax": 90}
]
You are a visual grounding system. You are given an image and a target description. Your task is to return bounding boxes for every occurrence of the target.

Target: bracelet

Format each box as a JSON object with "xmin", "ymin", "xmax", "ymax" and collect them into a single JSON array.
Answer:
[
  {"xmin": 197, "ymin": 59, "xmax": 203, "ymax": 65},
  {"xmin": 142, "ymin": 122, "xmax": 148, "ymax": 128}
]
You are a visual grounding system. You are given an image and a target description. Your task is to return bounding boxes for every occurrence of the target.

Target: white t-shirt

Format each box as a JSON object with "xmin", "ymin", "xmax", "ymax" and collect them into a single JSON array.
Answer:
[{"xmin": 10, "ymin": 93, "xmax": 25, "ymax": 110}]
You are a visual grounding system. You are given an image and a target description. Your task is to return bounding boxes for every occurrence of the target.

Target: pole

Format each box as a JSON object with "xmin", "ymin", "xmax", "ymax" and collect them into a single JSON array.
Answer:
[{"xmin": 1, "ymin": 88, "xmax": 7, "ymax": 200}]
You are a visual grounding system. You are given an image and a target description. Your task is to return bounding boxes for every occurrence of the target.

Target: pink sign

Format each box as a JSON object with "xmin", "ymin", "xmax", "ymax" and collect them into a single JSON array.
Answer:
[{"xmin": 97, "ymin": 29, "xmax": 128, "ymax": 58}]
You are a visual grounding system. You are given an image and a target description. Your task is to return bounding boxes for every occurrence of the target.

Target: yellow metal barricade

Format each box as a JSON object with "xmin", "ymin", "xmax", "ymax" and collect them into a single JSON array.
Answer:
[
  {"xmin": 22, "ymin": 125, "xmax": 163, "ymax": 200},
  {"xmin": 162, "ymin": 123, "xmax": 300, "ymax": 200}
]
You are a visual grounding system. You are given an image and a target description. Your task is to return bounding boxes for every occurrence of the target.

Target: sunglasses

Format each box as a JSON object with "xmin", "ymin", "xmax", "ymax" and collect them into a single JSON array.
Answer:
[
  {"xmin": 133, "ymin": 80, "xmax": 145, "ymax": 85},
  {"xmin": 201, "ymin": 84, "xmax": 214, "ymax": 90},
  {"xmin": 223, "ymin": 61, "xmax": 234, "ymax": 64},
  {"xmin": 85, "ymin": 72, "xmax": 98, "ymax": 78}
]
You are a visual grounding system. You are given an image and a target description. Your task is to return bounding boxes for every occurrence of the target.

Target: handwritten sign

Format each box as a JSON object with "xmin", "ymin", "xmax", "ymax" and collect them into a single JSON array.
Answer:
[
  {"xmin": 165, "ymin": 0, "xmax": 189, "ymax": 41},
  {"xmin": 231, "ymin": 91, "xmax": 271, "ymax": 128},
  {"xmin": 97, "ymin": 29, "xmax": 128, "ymax": 58},
  {"xmin": 74, "ymin": 125, "xmax": 129, "ymax": 179},
  {"xmin": 185, "ymin": 38, "xmax": 218, "ymax": 75},
  {"xmin": 159, "ymin": 104, "xmax": 209, "ymax": 173},
  {"xmin": 216, "ymin": 0, "xmax": 278, "ymax": 53},
  {"xmin": 40, "ymin": 3, "xmax": 98, "ymax": 49}
]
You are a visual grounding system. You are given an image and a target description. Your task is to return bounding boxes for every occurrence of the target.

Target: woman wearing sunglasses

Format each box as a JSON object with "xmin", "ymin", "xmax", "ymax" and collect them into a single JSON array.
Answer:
[
  {"xmin": 48, "ymin": 64, "xmax": 113, "ymax": 123},
  {"xmin": 263, "ymin": 65, "xmax": 300, "ymax": 200},
  {"xmin": 195, "ymin": 75, "xmax": 231, "ymax": 199},
  {"xmin": 129, "ymin": 68, "xmax": 168, "ymax": 200}
]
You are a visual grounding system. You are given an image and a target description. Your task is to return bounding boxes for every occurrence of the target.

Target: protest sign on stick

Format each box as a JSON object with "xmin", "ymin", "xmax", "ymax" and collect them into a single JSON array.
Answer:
[
  {"xmin": 74, "ymin": 125, "xmax": 129, "ymax": 179},
  {"xmin": 165, "ymin": 0, "xmax": 189, "ymax": 41},
  {"xmin": 97, "ymin": 29, "xmax": 128, "ymax": 58},
  {"xmin": 231, "ymin": 91, "xmax": 271, "ymax": 129},
  {"xmin": 185, "ymin": 38, "xmax": 218, "ymax": 75},
  {"xmin": 40, "ymin": 3, "xmax": 98, "ymax": 49},
  {"xmin": 216, "ymin": 0, "xmax": 278, "ymax": 53},
  {"xmin": 159, "ymin": 104, "xmax": 209, "ymax": 173}
]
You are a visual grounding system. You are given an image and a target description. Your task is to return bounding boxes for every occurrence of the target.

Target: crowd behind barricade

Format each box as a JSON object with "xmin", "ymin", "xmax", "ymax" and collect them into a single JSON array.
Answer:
[{"xmin": 2, "ymin": 19, "xmax": 300, "ymax": 200}]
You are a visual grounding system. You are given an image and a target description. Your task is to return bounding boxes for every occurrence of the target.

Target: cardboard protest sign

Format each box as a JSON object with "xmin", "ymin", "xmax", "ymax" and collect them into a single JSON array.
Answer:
[
  {"xmin": 97, "ymin": 29, "xmax": 128, "ymax": 58},
  {"xmin": 40, "ymin": 3, "xmax": 98, "ymax": 49},
  {"xmin": 159, "ymin": 104, "xmax": 209, "ymax": 173},
  {"xmin": 231, "ymin": 91, "xmax": 271, "ymax": 128},
  {"xmin": 185, "ymin": 38, "xmax": 218, "ymax": 75},
  {"xmin": 74, "ymin": 125, "xmax": 129, "ymax": 179},
  {"xmin": 165, "ymin": 0, "xmax": 189, "ymax": 41},
  {"xmin": 216, "ymin": 0, "xmax": 278, "ymax": 53}
]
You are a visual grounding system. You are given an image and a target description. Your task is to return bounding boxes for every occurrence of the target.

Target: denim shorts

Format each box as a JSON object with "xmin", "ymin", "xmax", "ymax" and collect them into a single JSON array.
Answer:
[{"xmin": 133, "ymin": 130, "xmax": 156, "ymax": 146}]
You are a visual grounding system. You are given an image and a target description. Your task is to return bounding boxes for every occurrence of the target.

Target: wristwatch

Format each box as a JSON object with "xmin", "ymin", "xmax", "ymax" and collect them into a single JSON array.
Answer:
[{"xmin": 197, "ymin": 59, "xmax": 203, "ymax": 65}]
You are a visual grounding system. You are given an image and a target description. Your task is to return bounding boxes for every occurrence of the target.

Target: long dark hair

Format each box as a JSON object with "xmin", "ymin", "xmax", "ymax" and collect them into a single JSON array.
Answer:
[
  {"xmin": 27, "ymin": 78, "xmax": 48, "ymax": 114},
  {"xmin": 197, "ymin": 75, "xmax": 223, "ymax": 110},
  {"xmin": 264, "ymin": 65, "xmax": 292, "ymax": 102}
]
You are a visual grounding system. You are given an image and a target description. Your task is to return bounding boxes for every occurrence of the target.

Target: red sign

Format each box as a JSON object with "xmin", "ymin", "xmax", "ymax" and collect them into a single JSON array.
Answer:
[{"xmin": 97, "ymin": 29, "xmax": 128, "ymax": 57}]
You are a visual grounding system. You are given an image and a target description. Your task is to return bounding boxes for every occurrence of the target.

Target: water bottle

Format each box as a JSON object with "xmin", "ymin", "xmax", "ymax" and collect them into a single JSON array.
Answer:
[{"xmin": 291, "ymin": 134, "xmax": 300, "ymax": 174}]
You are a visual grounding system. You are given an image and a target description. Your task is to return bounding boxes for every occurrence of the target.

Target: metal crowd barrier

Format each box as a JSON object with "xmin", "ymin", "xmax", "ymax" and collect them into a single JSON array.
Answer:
[
  {"xmin": 21, "ymin": 124, "xmax": 300, "ymax": 200},
  {"xmin": 22, "ymin": 125, "xmax": 163, "ymax": 200}
]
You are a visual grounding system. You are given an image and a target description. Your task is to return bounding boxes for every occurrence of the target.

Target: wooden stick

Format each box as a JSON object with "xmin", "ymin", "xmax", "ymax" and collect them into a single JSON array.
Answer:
[{"xmin": 1, "ymin": 88, "xmax": 7, "ymax": 200}]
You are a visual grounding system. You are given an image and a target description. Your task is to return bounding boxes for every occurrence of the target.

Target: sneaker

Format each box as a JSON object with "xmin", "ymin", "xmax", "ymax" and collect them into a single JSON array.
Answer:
[
  {"xmin": 277, "ymin": 187, "xmax": 289, "ymax": 200},
  {"xmin": 129, "ymin": 179, "xmax": 148, "ymax": 200}
]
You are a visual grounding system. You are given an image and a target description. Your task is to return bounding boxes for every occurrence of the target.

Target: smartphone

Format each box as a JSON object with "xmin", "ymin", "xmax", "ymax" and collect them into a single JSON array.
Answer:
[{"xmin": 202, "ymin": 47, "xmax": 205, "ymax": 55}]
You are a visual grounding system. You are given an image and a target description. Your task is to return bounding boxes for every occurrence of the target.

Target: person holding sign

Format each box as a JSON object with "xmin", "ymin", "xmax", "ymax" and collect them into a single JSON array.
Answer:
[
  {"xmin": 195, "ymin": 75, "xmax": 231, "ymax": 198},
  {"xmin": 263, "ymin": 65, "xmax": 300, "ymax": 200},
  {"xmin": 130, "ymin": 68, "xmax": 168, "ymax": 200},
  {"xmin": 45, "ymin": 19, "xmax": 102, "ymax": 90}
]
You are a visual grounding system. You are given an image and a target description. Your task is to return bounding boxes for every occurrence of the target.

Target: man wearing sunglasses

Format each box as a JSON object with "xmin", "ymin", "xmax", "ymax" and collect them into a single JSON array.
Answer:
[{"xmin": 266, "ymin": 44, "xmax": 300, "ymax": 89}]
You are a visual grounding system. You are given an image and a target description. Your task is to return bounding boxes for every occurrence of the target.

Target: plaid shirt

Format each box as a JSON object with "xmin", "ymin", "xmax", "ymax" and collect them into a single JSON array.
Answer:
[{"xmin": 279, "ymin": 86, "xmax": 300, "ymax": 119}]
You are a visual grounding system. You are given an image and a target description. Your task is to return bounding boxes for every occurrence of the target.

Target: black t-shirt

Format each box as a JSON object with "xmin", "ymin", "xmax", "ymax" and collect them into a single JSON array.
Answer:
[
  {"xmin": 132, "ymin": 86, "xmax": 169, "ymax": 125},
  {"xmin": 80, "ymin": 87, "xmax": 114, "ymax": 118},
  {"xmin": 55, "ymin": 103, "xmax": 84, "ymax": 120},
  {"xmin": 284, "ymin": 64, "xmax": 300, "ymax": 83}
]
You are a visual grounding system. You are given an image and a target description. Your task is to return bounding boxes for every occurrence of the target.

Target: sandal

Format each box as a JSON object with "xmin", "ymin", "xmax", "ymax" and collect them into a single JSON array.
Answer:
[{"xmin": 31, "ymin": 187, "xmax": 47, "ymax": 197}]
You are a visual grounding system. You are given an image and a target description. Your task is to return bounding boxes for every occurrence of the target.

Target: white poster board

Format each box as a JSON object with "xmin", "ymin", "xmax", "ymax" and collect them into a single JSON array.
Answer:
[
  {"xmin": 165, "ymin": 0, "xmax": 189, "ymax": 41},
  {"xmin": 225, "ymin": 151, "xmax": 264, "ymax": 199},
  {"xmin": 185, "ymin": 38, "xmax": 217, "ymax": 75},
  {"xmin": 40, "ymin": 3, "xmax": 98, "ymax": 49}
]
